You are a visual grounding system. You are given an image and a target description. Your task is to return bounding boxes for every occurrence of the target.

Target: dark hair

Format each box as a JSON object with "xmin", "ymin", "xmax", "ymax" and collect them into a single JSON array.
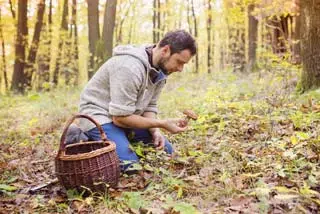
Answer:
[{"xmin": 158, "ymin": 30, "xmax": 197, "ymax": 56}]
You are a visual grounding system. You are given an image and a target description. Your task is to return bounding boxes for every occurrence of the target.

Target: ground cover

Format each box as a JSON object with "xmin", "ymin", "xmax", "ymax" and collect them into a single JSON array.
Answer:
[{"xmin": 0, "ymin": 69, "xmax": 319, "ymax": 213}]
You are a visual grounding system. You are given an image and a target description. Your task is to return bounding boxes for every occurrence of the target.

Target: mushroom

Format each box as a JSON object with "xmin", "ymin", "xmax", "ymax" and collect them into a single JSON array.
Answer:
[{"xmin": 183, "ymin": 109, "xmax": 198, "ymax": 121}]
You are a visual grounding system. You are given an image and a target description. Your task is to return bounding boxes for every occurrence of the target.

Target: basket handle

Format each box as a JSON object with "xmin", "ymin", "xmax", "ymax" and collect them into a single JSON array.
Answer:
[{"xmin": 59, "ymin": 114, "xmax": 107, "ymax": 151}]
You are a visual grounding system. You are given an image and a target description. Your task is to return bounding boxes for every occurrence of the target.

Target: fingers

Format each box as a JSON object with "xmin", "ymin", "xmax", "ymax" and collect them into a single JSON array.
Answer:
[
  {"xmin": 169, "ymin": 125, "xmax": 188, "ymax": 134},
  {"xmin": 153, "ymin": 138, "xmax": 160, "ymax": 147},
  {"xmin": 162, "ymin": 119, "xmax": 189, "ymax": 134},
  {"xmin": 178, "ymin": 119, "xmax": 188, "ymax": 128},
  {"xmin": 156, "ymin": 137, "xmax": 165, "ymax": 150},
  {"xmin": 153, "ymin": 133, "xmax": 165, "ymax": 150}
]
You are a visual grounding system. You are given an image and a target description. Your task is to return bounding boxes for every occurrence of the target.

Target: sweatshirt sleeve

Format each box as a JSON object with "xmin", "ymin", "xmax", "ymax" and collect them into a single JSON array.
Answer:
[
  {"xmin": 144, "ymin": 81, "xmax": 166, "ymax": 114},
  {"xmin": 109, "ymin": 66, "xmax": 143, "ymax": 116}
]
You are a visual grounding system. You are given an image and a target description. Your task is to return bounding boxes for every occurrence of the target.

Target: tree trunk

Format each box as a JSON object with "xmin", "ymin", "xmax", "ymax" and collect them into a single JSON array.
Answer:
[
  {"xmin": 128, "ymin": 1, "xmax": 136, "ymax": 44},
  {"xmin": 25, "ymin": 0, "xmax": 46, "ymax": 88},
  {"xmin": 87, "ymin": 0, "xmax": 100, "ymax": 79},
  {"xmin": 206, "ymin": 0, "xmax": 212, "ymax": 73},
  {"xmin": 53, "ymin": 0, "xmax": 68, "ymax": 86},
  {"xmin": 247, "ymin": 4, "xmax": 258, "ymax": 72},
  {"xmin": 71, "ymin": 0, "xmax": 79, "ymax": 86},
  {"xmin": 300, "ymin": 0, "xmax": 320, "ymax": 92},
  {"xmin": 0, "ymin": 7, "xmax": 8, "ymax": 90},
  {"xmin": 11, "ymin": 0, "xmax": 28, "ymax": 93},
  {"xmin": 268, "ymin": 15, "xmax": 290, "ymax": 55},
  {"xmin": 116, "ymin": 1, "xmax": 131, "ymax": 45},
  {"xmin": 157, "ymin": 0, "xmax": 161, "ymax": 40},
  {"xmin": 187, "ymin": 0, "xmax": 192, "ymax": 34},
  {"xmin": 9, "ymin": 0, "xmax": 16, "ymax": 19},
  {"xmin": 161, "ymin": 0, "xmax": 166, "ymax": 37},
  {"xmin": 102, "ymin": 0, "xmax": 117, "ymax": 61},
  {"xmin": 191, "ymin": 0, "xmax": 198, "ymax": 72},
  {"xmin": 48, "ymin": 0, "xmax": 52, "ymax": 24},
  {"xmin": 153, "ymin": 0, "xmax": 157, "ymax": 43},
  {"xmin": 37, "ymin": 0, "xmax": 52, "ymax": 91},
  {"xmin": 292, "ymin": 0, "xmax": 301, "ymax": 64}
]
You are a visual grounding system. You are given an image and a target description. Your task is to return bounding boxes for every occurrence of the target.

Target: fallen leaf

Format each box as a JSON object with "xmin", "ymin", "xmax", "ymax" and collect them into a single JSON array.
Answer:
[
  {"xmin": 274, "ymin": 194, "xmax": 299, "ymax": 200},
  {"xmin": 0, "ymin": 184, "xmax": 18, "ymax": 192}
]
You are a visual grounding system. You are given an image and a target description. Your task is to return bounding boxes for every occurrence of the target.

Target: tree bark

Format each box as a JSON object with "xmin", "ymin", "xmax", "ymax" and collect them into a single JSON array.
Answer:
[
  {"xmin": 25, "ymin": 0, "xmax": 46, "ymax": 88},
  {"xmin": 191, "ymin": 0, "xmax": 198, "ymax": 72},
  {"xmin": 292, "ymin": 0, "xmax": 301, "ymax": 64},
  {"xmin": 300, "ymin": 0, "xmax": 320, "ymax": 91},
  {"xmin": 0, "ymin": 7, "xmax": 8, "ymax": 90},
  {"xmin": 53, "ymin": 0, "xmax": 69, "ymax": 86},
  {"xmin": 48, "ymin": 0, "xmax": 52, "ymax": 24},
  {"xmin": 187, "ymin": 0, "xmax": 192, "ymax": 34},
  {"xmin": 11, "ymin": 0, "xmax": 28, "ymax": 93},
  {"xmin": 128, "ymin": 1, "xmax": 136, "ymax": 44},
  {"xmin": 153, "ymin": 0, "xmax": 157, "ymax": 43},
  {"xmin": 102, "ymin": 0, "xmax": 117, "ymax": 60},
  {"xmin": 87, "ymin": 0, "xmax": 100, "ymax": 79},
  {"xmin": 71, "ymin": 0, "xmax": 79, "ymax": 85},
  {"xmin": 206, "ymin": 0, "xmax": 212, "ymax": 73},
  {"xmin": 9, "ymin": 0, "xmax": 16, "ymax": 19},
  {"xmin": 247, "ymin": 4, "xmax": 258, "ymax": 72},
  {"xmin": 116, "ymin": 1, "xmax": 131, "ymax": 45},
  {"xmin": 157, "ymin": 0, "xmax": 161, "ymax": 40},
  {"xmin": 37, "ymin": 0, "xmax": 52, "ymax": 91}
]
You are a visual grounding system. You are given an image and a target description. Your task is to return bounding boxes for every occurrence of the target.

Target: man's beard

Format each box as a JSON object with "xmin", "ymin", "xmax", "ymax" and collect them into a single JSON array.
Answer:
[{"xmin": 158, "ymin": 57, "xmax": 170, "ymax": 75}]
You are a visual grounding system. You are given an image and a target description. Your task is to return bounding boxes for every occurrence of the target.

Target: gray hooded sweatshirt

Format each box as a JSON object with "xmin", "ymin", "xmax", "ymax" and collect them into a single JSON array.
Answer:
[{"xmin": 79, "ymin": 45, "xmax": 167, "ymax": 131}]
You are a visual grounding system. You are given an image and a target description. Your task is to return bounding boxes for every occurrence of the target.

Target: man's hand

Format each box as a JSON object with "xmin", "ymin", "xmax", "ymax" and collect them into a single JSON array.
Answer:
[
  {"xmin": 151, "ymin": 130, "xmax": 166, "ymax": 150},
  {"xmin": 162, "ymin": 118, "xmax": 188, "ymax": 134}
]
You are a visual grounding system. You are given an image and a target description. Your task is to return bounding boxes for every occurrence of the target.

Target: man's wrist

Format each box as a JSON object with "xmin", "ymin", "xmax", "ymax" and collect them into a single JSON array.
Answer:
[
  {"xmin": 150, "ymin": 119, "xmax": 165, "ymax": 133},
  {"xmin": 156, "ymin": 119, "xmax": 166, "ymax": 130},
  {"xmin": 149, "ymin": 127, "xmax": 160, "ymax": 134}
]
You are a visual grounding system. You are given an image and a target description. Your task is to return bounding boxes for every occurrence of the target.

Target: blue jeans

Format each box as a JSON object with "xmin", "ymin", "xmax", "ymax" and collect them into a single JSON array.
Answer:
[{"xmin": 86, "ymin": 123, "xmax": 173, "ymax": 171}]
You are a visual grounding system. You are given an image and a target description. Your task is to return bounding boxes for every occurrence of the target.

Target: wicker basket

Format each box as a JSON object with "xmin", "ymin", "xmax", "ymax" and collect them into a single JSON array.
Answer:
[{"xmin": 55, "ymin": 114, "xmax": 120, "ymax": 192}]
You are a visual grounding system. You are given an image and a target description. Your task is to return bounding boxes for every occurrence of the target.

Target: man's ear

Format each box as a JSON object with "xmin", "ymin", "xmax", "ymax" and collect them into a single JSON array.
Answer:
[{"xmin": 161, "ymin": 45, "xmax": 171, "ymax": 56}]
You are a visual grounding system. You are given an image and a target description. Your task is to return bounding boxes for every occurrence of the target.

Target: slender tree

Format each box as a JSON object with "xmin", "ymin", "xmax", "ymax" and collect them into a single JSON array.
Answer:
[
  {"xmin": 247, "ymin": 3, "xmax": 258, "ymax": 72},
  {"xmin": 187, "ymin": 0, "xmax": 192, "ymax": 34},
  {"xmin": 0, "ymin": 7, "xmax": 8, "ymax": 90},
  {"xmin": 116, "ymin": 0, "xmax": 131, "ymax": 45},
  {"xmin": 87, "ymin": 0, "xmax": 100, "ymax": 78},
  {"xmin": 153, "ymin": 0, "xmax": 157, "ymax": 43},
  {"xmin": 9, "ymin": 0, "xmax": 16, "ymax": 19},
  {"xmin": 37, "ymin": 0, "xmax": 52, "ymax": 90},
  {"xmin": 25, "ymin": 0, "xmax": 46, "ymax": 88},
  {"xmin": 225, "ymin": 1, "xmax": 246, "ymax": 72},
  {"xmin": 153, "ymin": 0, "xmax": 161, "ymax": 43},
  {"xmin": 102, "ymin": 0, "xmax": 117, "ymax": 60},
  {"xmin": 292, "ymin": 0, "xmax": 300, "ymax": 64},
  {"xmin": 206, "ymin": 0, "xmax": 213, "ymax": 73},
  {"xmin": 70, "ymin": 0, "xmax": 79, "ymax": 85},
  {"xmin": 191, "ymin": 0, "xmax": 199, "ymax": 72},
  {"xmin": 300, "ymin": 0, "xmax": 320, "ymax": 91},
  {"xmin": 157, "ymin": 0, "xmax": 161, "ymax": 40},
  {"xmin": 53, "ymin": 0, "xmax": 69, "ymax": 86},
  {"xmin": 128, "ymin": 0, "xmax": 137, "ymax": 44},
  {"xmin": 11, "ymin": 0, "xmax": 28, "ymax": 93}
]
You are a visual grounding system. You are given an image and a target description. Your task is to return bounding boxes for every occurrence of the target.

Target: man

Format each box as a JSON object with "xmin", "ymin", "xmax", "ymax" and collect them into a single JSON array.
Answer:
[{"xmin": 79, "ymin": 30, "xmax": 197, "ymax": 171}]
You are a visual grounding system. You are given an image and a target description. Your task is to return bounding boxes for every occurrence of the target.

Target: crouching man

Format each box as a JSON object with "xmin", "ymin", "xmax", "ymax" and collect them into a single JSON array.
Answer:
[{"xmin": 79, "ymin": 30, "xmax": 197, "ymax": 171}]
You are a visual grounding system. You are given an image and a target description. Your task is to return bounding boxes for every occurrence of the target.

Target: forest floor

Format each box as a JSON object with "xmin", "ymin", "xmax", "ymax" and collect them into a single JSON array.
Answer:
[{"xmin": 0, "ymin": 67, "xmax": 320, "ymax": 213}]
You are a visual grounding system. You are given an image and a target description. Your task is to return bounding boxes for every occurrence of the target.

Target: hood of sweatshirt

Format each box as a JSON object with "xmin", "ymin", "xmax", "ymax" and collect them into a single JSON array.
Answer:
[
  {"xmin": 112, "ymin": 45, "xmax": 166, "ymax": 85},
  {"xmin": 113, "ymin": 44, "xmax": 151, "ymax": 71}
]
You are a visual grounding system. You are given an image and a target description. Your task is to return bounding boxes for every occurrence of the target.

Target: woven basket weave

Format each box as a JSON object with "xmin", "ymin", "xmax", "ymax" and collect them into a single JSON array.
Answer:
[{"xmin": 55, "ymin": 114, "xmax": 120, "ymax": 192}]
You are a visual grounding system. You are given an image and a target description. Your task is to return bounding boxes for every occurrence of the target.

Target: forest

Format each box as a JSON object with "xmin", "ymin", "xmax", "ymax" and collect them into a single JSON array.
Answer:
[{"xmin": 0, "ymin": 0, "xmax": 320, "ymax": 213}]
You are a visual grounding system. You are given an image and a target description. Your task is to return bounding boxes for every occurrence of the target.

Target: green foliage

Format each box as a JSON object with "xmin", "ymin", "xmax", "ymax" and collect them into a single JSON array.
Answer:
[{"xmin": 122, "ymin": 192, "xmax": 148, "ymax": 210}]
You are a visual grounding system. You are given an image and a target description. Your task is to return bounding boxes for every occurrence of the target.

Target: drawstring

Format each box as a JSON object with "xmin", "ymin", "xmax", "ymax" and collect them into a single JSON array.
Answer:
[{"xmin": 142, "ymin": 67, "xmax": 150, "ymax": 99}]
